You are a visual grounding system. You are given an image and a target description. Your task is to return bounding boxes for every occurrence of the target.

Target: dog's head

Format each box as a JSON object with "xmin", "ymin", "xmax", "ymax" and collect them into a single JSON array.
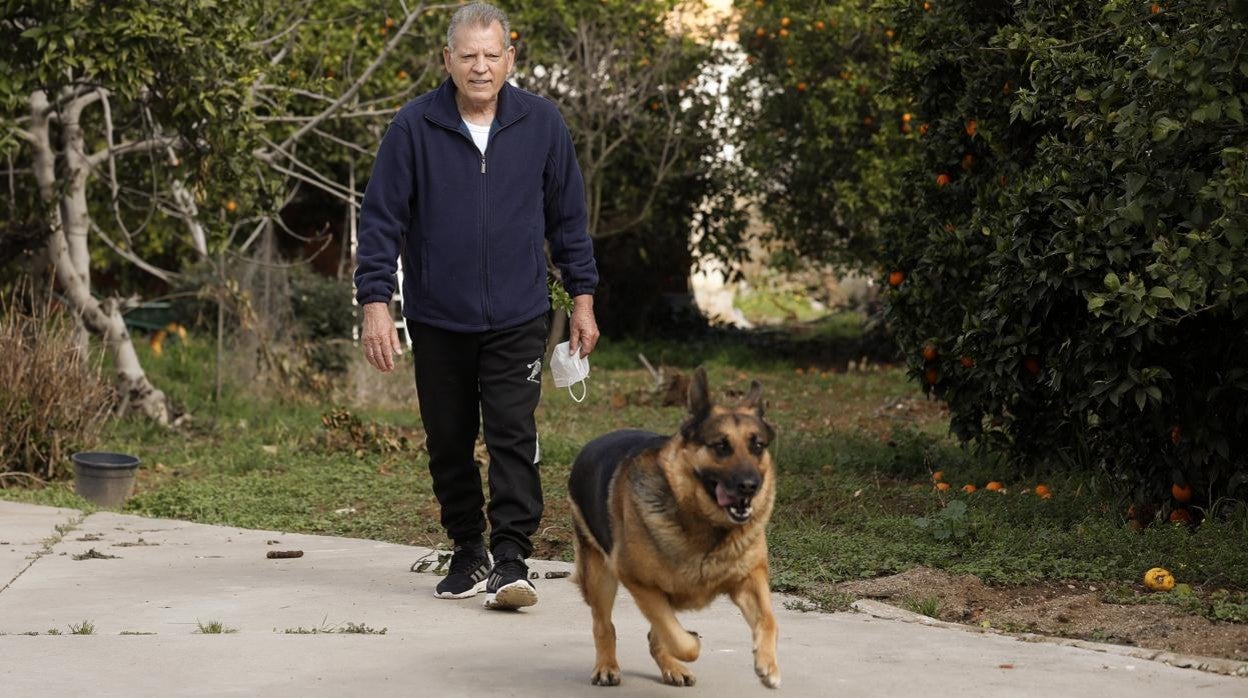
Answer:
[{"xmin": 674, "ymin": 367, "xmax": 776, "ymax": 527}]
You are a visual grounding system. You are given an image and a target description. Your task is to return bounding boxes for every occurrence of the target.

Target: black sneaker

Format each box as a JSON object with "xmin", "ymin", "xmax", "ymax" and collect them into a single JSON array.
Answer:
[
  {"xmin": 483, "ymin": 556, "xmax": 538, "ymax": 610},
  {"xmin": 433, "ymin": 545, "xmax": 490, "ymax": 599}
]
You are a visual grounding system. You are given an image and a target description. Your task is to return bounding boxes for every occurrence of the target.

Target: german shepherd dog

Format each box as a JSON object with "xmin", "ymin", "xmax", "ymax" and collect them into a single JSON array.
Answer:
[{"xmin": 567, "ymin": 367, "xmax": 780, "ymax": 688}]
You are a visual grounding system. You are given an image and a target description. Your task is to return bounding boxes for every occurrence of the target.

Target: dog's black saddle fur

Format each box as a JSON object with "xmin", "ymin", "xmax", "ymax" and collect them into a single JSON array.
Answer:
[{"xmin": 568, "ymin": 429, "xmax": 668, "ymax": 555}]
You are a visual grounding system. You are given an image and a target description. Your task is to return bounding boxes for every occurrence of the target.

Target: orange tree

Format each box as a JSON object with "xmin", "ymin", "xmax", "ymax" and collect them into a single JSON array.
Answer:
[
  {"xmin": 732, "ymin": 0, "xmax": 916, "ymax": 266},
  {"xmin": 876, "ymin": 0, "xmax": 1248, "ymax": 499}
]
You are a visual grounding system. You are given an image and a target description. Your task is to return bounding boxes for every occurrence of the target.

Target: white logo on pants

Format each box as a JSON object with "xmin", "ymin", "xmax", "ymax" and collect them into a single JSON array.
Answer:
[{"xmin": 526, "ymin": 358, "xmax": 542, "ymax": 384}]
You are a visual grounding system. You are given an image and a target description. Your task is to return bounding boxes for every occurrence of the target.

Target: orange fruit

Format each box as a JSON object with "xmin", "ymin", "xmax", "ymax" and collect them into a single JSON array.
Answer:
[
  {"xmin": 998, "ymin": 174, "xmax": 1009, "ymax": 187},
  {"xmin": 922, "ymin": 344, "xmax": 938, "ymax": 362},
  {"xmin": 902, "ymin": 112, "xmax": 913, "ymax": 123},
  {"xmin": 225, "ymin": 199, "xmax": 238, "ymax": 213},
  {"xmin": 901, "ymin": 123, "xmax": 913, "ymax": 134},
  {"xmin": 397, "ymin": 70, "xmax": 409, "ymax": 80},
  {"xmin": 779, "ymin": 28, "xmax": 789, "ymax": 38},
  {"xmin": 1022, "ymin": 356, "xmax": 1041, "ymax": 376},
  {"xmin": 985, "ymin": 481, "xmax": 1004, "ymax": 491},
  {"xmin": 510, "ymin": 30, "xmax": 519, "ymax": 41},
  {"xmin": 888, "ymin": 270, "xmax": 906, "ymax": 287},
  {"xmin": 649, "ymin": 101, "xmax": 660, "ymax": 111},
  {"xmin": 746, "ymin": 55, "xmax": 757, "ymax": 64},
  {"xmin": 1034, "ymin": 484, "xmax": 1052, "ymax": 499},
  {"xmin": 935, "ymin": 482, "xmax": 951, "ymax": 492},
  {"xmin": 965, "ymin": 119, "xmax": 978, "ymax": 136},
  {"xmin": 863, "ymin": 115, "xmax": 874, "ymax": 126},
  {"xmin": 796, "ymin": 82, "xmax": 808, "ymax": 92},
  {"xmin": 936, "ymin": 173, "xmax": 952, "ymax": 187},
  {"xmin": 1002, "ymin": 81, "xmax": 1012, "ymax": 94},
  {"xmin": 815, "ymin": 20, "xmax": 826, "ymax": 30},
  {"xmin": 924, "ymin": 368, "xmax": 939, "ymax": 385},
  {"xmin": 1169, "ymin": 508, "xmax": 1192, "ymax": 524},
  {"xmin": 780, "ymin": 16, "xmax": 791, "ymax": 27},
  {"xmin": 961, "ymin": 154, "xmax": 974, "ymax": 171},
  {"xmin": 885, "ymin": 29, "xmax": 894, "ymax": 39},
  {"xmin": 1171, "ymin": 483, "xmax": 1192, "ymax": 503},
  {"xmin": 1144, "ymin": 567, "xmax": 1175, "ymax": 591},
  {"xmin": 962, "ymin": 484, "xmax": 977, "ymax": 493},
  {"xmin": 918, "ymin": 123, "xmax": 930, "ymax": 135},
  {"xmin": 932, "ymin": 470, "xmax": 944, "ymax": 482},
  {"xmin": 1151, "ymin": 3, "xmax": 1161, "ymax": 13},
  {"xmin": 960, "ymin": 356, "xmax": 975, "ymax": 368},
  {"xmin": 923, "ymin": 1, "xmax": 932, "ymax": 10}
]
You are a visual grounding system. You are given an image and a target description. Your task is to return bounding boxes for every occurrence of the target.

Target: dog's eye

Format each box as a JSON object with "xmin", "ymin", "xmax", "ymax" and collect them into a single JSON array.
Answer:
[
  {"xmin": 749, "ymin": 435, "xmax": 767, "ymax": 455},
  {"xmin": 711, "ymin": 439, "xmax": 732, "ymax": 457}
]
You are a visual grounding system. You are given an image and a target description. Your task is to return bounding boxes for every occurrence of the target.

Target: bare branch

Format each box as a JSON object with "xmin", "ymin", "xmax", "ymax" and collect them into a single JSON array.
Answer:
[
  {"xmin": 251, "ymin": 18, "xmax": 304, "ymax": 48},
  {"xmin": 272, "ymin": 4, "xmax": 430, "ymax": 153},
  {"xmin": 87, "ymin": 135, "xmax": 180, "ymax": 168},
  {"xmin": 90, "ymin": 221, "xmax": 178, "ymax": 284}
]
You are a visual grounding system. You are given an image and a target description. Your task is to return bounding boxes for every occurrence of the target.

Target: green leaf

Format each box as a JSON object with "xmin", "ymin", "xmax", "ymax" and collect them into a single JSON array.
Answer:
[{"xmin": 1151, "ymin": 116, "xmax": 1182, "ymax": 142}]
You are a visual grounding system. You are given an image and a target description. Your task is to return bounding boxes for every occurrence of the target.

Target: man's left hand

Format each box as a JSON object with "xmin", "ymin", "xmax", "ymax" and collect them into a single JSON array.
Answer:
[{"xmin": 569, "ymin": 294, "xmax": 600, "ymax": 358}]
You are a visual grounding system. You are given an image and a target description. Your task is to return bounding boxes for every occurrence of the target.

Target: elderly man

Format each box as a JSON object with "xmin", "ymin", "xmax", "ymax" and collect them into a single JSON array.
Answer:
[{"xmin": 354, "ymin": 1, "xmax": 599, "ymax": 611}]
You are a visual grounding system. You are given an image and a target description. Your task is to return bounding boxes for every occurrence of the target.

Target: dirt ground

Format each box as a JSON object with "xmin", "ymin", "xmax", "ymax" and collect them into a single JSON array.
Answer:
[{"xmin": 835, "ymin": 567, "xmax": 1248, "ymax": 662}]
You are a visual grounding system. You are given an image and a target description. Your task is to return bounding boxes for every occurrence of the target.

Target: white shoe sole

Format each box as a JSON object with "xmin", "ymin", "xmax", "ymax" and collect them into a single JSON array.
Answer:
[
  {"xmin": 483, "ymin": 581, "xmax": 538, "ymax": 610},
  {"xmin": 433, "ymin": 578, "xmax": 487, "ymax": 600}
]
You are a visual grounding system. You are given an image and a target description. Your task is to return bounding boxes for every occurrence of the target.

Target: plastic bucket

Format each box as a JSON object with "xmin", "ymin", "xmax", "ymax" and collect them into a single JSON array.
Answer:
[{"xmin": 72, "ymin": 452, "xmax": 140, "ymax": 508}]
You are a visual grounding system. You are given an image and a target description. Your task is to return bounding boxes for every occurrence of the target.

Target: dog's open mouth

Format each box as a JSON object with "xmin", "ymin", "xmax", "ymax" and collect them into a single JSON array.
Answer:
[{"xmin": 701, "ymin": 477, "xmax": 753, "ymax": 523}]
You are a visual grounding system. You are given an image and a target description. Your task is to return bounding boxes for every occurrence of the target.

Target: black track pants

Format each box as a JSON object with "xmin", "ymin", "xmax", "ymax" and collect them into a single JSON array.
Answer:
[{"xmin": 412, "ymin": 314, "xmax": 546, "ymax": 559}]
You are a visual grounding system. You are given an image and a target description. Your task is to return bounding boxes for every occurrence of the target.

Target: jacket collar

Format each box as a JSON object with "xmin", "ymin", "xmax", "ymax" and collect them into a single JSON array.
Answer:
[{"xmin": 426, "ymin": 78, "xmax": 529, "ymax": 131}]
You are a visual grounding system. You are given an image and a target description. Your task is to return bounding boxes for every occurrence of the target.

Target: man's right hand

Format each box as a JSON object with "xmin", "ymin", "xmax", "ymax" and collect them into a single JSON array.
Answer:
[{"xmin": 361, "ymin": 302, "xmax": 403, "ymax": 373}]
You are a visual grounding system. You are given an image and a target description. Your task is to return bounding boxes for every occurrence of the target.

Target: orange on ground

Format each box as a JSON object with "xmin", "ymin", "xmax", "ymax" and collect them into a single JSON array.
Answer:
[
  {"xmin": 985, "ymin": 481, "xmax": 1004, "ymax": 491},
  {"xmin": 932, "ymin": 470, "xmax": 944, "ymax": 482},
  {"xmin": 1169, "ymin": 508, "xmax": 1192, "ymax": 524},
  {"xmin": 935, "ymin": 482, "xmax": 951, "ymax": 492},
  {"xmin": 1144, "ymin": 567, "xmax": 1175, "ymax": 592},
  {"xmin": 1034, "ymin": 484, "xmax": 1052, "ymax": 499},
  {"xmin": 1171, "ymin": 482, "xmax": 1192, "ymax": 503},
  {"xmin": 962, "ymin": 484, "xmax": 977, "ymax": 493}
]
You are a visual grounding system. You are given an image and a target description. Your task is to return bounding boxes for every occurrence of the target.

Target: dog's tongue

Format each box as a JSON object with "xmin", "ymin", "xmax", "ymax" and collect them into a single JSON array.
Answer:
[{"xmin": 715, "ymin": 482, "xmax": 739, "ymax": 507}]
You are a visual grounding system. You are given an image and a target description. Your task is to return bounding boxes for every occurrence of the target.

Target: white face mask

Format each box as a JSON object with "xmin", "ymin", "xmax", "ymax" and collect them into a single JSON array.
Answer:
[{"xmin": 550, "ymin": 340, "xmax": 589, "ymax": 402}]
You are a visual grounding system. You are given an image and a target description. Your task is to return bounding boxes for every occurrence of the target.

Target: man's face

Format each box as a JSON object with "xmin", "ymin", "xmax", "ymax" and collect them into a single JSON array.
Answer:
[{"xmin": 443, "ymin": 21, "xmax": 515, "ymax": 109}]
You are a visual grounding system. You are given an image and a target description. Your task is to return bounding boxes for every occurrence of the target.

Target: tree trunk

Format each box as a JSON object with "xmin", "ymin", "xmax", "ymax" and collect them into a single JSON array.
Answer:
[{"xmin": 28, "ymin": 89, "xmax": 172, "ymax": 425}]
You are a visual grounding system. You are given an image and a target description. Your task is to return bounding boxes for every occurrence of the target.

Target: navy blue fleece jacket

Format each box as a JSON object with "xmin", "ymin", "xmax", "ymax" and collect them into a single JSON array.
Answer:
[{"xmin": 353, "ymin": 79, "xmax": 598, "ymax": 332}]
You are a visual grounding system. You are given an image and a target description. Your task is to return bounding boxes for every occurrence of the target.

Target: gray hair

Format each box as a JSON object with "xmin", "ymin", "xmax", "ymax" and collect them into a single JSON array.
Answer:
[{"xmin": 446, "ymin": 2, "xmax": 511, "ymax": 51}]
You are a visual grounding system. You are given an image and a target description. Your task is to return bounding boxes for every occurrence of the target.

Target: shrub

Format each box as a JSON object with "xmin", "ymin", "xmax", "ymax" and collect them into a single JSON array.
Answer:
[
  {"xmin": 875, "ymin": 0, "xmax": 1248, "ymax": 497},
  {"xmin": 0, "ymin": 292, "xmax": 113, "ymax": 481}
]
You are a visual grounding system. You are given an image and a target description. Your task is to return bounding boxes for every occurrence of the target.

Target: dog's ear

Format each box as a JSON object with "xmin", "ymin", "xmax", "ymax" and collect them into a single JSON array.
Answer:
[
  {"xmin": 687, "ymin": 366, "xmax": 711, "ymax": 417},
  {"xmin": 680, "ymin": 367, "xmax": 712, "ymax": 443},
  {"xmin": 742, "ymin": 379, "xmax": 765, "ymax": 417}
]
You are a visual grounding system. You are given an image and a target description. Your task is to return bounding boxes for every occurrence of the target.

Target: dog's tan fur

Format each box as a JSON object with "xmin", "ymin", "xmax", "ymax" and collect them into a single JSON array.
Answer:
[{"xmin": 568, "ymin": 368, "xmax": 780, "ymax": 688}]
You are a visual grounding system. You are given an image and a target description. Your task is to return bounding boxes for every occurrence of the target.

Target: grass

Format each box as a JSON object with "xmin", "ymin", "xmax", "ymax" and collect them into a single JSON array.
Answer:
[
  {"xmin": 67, "ymin": 620, "xmax": 95, "ymax": 635},
  {"xmin": 4, "ymin": 328, "xmax": 1247, "ymax": 621},
  {"xmin": 196, "ymin": 620, "xmax": 237, "ymax": 634}
]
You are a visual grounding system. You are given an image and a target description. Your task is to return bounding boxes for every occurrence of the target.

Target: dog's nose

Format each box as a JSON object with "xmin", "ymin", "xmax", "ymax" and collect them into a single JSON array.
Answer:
[{"xmin": 735, "ymin": 477, "xmax": 760, "ymax": 497}]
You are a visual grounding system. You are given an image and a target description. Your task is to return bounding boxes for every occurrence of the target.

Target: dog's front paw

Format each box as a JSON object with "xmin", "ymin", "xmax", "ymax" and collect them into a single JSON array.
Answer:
[
  {"xmin": 591, "ymin": 663, "xmax": 621, "ymax": 687},
  {"xmin": 754, "ymin": 656, "xmax": 781, "ymax": 689},
  {"xmin": 658, "ymin": 660, "xmax": 696, "ymax": 687}
]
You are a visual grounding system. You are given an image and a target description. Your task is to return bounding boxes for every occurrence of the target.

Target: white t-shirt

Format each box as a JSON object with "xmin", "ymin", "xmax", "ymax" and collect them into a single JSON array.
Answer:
[{"xmin": 464, "ymin": 120, "xmax": 490, "ymax": 154}]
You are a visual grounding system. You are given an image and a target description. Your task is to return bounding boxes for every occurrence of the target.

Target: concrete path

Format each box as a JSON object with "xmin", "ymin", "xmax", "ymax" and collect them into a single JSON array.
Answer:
[{"xmin": 0, "ymin": 500, "xmax": 1243, "ymax": 697}]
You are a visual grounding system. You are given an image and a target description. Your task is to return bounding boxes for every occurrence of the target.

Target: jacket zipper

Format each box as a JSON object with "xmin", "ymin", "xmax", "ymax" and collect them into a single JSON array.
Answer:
[{"xmin": 480, "ymin": 150, "xmax": 491, "ymax": 325}]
